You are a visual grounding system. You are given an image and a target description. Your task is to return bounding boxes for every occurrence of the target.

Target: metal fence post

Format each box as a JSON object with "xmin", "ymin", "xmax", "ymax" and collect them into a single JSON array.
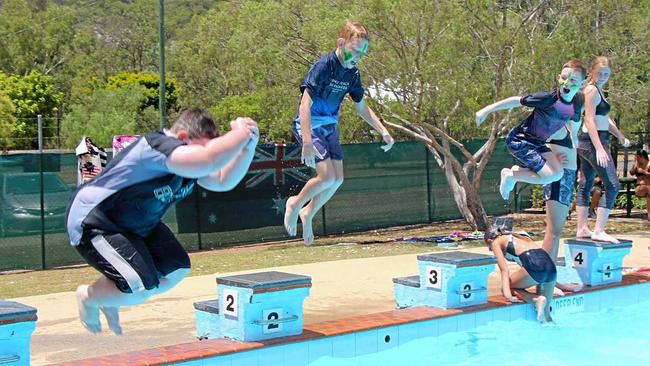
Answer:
[
  {"xmin": 38, "ymin": 115, "xmax": 46, "ymax": 269},
  {"xmin": 425, "ymin": 145, "xmax": 432, "ymax": 222},
  {"xmin": 195, "ymin": 189, "xmax": 203, "ymax": 250}
]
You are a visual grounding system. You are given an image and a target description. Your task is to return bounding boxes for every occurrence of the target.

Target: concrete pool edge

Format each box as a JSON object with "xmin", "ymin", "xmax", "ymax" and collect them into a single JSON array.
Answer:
[{"xmin": 48, "ymin": 272, "xmax": 650, "ymax": 366}]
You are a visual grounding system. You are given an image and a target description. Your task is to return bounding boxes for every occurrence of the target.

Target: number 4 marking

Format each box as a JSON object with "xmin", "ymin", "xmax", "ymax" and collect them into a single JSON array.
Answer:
[{"xmin": 573, "ymin": 250, "xmax": 587, "ymax": 268}]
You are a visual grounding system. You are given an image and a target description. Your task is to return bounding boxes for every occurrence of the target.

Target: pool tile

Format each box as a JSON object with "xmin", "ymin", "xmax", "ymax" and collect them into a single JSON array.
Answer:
[
  {"xmin": 416, "ymin": 318, "xmax": 439, "ymax": 338},
  {"xmin": 282, "ymin": 342, "xmax": 309, "ymax": 366},
  {"xmin": 397, "ymin": 323, "xmax": 419, "ymax": 346},
  {"xmin": 231, "ymin": 350, "xmax": 258, "ymax": 366},
  {"xmin": 437, "ymin": 316, "xmax": 457, "ymax": 335},
  {"xmin": 355, "ymin": 329, "xmax": 378, "ymax": 356},
  {"xmin": 332, "ymin": 334, "xmax": 355, "ymax": 358},
  {"xmin": 377, "ymin": 326, "xmax": 398, "ymax": 351},
  {"xmin": 491, "ymin": 306, "xmax": 510, "ymax": 323},
  {"xmin": 455, "ymin": 313, "xmax": 476, "ymax": 331},
  {"xmin": 307, "ymin": 338, "xmax": 333, "ymax": 362},
  {"xmin": 474, "ymin": 309, "xmax": 493, "ymax": 326},
  {"xmin": 200, "ymin": 354, "xmax": 232, "ymax": 366},
  {"xmin": 509, "ymin": 304, "xmax": 527, "ymax": 321}
]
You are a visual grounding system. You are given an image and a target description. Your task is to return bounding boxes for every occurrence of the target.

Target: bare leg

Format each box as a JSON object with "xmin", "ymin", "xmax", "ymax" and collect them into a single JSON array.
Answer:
[
  {"xmin": 512, "ymin": 288, "xmax": 548, "ymax": 322},
  {"xmin": 299, "ymin": 160, "xmax": 344, "ymax": 245},
  {"xmin": 500, "ymin": 152, "xmax": 564, "ymax": 199},
  {"xmin": 284, "ymin": 159, "xmax": 337, "ymax": 236},
  {"xmin": 592, "ymin": 207, "xmax": 619, "ymax": 243},
  {"xmin": 77, "ymin": 268, "xmax": 189, "ymax": 334},
  {"xmin": 575, "ymin": 206, "xmax": 592, "ymax": 238}
]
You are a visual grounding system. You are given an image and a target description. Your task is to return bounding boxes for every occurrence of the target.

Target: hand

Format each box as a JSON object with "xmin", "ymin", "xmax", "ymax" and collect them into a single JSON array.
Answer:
[
  {"xmin": 231, "ymin": 117, "xmax": 259, "ymax": 136},
  {"xmin": 475, "ymin": 110, "xmax": 487, "ymax": 126},
  {"xmin": 595, "ymin": 147, "xmax": 610, "ymax": 168},
  {"xmin": 380, "ymin": 132, "xmax": 394, "ymax": 152},
  {"xmin": 301, "ymin": 142, "xmax": 322, "ymax": 169},
  {"xmin": 622, "ymin": 138, "xmax": 631, "ymax": 148},
  {"xmin": 506, "ymin": 296, "xmax": 523, "ymax": 303}
]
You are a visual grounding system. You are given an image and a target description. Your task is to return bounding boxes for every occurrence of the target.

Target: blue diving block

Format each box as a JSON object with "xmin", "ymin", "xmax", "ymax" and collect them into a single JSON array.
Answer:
[
  {"xmin": 195, "ymin": 271, "xmax": 312, "ymax": 342},
  {"xmin": 0, "ymin": 301, "xmax": 37, "ymax": 366},
  {"xmin": 394, "ymin": 251, "xmax": 496, "ymax": 309},
  {"xmin": 563, "ymin": 238, "xmax": 633, "ymax": 286}
]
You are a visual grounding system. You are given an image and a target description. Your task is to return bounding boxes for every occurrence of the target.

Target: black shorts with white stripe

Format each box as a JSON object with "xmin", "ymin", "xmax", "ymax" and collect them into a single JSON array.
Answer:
[{"xmin": 75, "ymin": 222, "xmax": 190, "ymax": 293}]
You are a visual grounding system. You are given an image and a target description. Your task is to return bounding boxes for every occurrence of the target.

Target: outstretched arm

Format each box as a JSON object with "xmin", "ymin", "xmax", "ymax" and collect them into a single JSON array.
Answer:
[
  {"xmin": 475, "ymin": 96, "xmax": 522, "ymax": 126},
  {"xmin": 354, "ymin": 97, "xmax": 394, "ymax": 152}
]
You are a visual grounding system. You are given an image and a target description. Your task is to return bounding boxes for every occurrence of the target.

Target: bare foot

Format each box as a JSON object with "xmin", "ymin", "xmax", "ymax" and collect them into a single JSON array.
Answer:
[
  {"xmin": 100, "ymin": 307, "xmax": 123, "ymax": 336},
  {"xmin": 299, "ymin": 208, "xmax": 314, "ymax": 245},
  {"xmin": 552, "ymin": 287, "xmax": 566, "ymax": 297},
  {"xmin": 76, "ymin": 285, "xmax": 101, "ymax": 334},
  {"xmin": 283, "ymin": 196, "xmax": 299, "ymax": 236},
  {"xmin": 576, "ymin": 227, "xmax": 593, "ymax": 238},
  {"xmin": 556, "ymin": 282, "xmax": 583, "ymax": 293},
  {"xmin": 499, "ymin": 168, "xmax": 515, "ymax": 200},
  {"xmin": 534, "ymin": 295, "xmax": 547, "ymax": 322},
  {"xmin": 591, "ymin": 231, "xmax": 620, "ymax": 243}
]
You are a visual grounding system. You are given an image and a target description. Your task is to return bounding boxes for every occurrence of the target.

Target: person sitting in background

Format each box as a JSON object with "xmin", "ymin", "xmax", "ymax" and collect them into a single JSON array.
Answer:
[{"xmin": 630, "ymin": 149, "xmax": 650, "ymax": 221}]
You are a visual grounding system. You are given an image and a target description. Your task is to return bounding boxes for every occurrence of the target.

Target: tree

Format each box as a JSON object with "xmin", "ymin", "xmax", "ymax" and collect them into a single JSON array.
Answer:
[
  {"xmin": 0, "ymin": 90, "xmax": 15, "ymax": 151},
  {"xmin": 60, "ymin": 85, "xmax": 150, "ymax": 149},
  {"xmin": 0, "ymin": 70, "xmax": 63, "ymax": 148},
  {"xmin": 107, "ymin": 71, "xmax": 179, "ymax": 113},
  {"xmin": 359, "ymin": 0, "xmax": 585, "ymax": 230}
]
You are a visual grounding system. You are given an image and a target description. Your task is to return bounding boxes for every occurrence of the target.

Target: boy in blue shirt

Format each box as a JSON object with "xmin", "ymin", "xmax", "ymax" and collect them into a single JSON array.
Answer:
[
  {"xmin": 475, "ymin": 59, "xmax": 586, "ymax": 200},
  {"xmin": 284, "ymin": 21, "xmax": 394, "ymax": 244}
]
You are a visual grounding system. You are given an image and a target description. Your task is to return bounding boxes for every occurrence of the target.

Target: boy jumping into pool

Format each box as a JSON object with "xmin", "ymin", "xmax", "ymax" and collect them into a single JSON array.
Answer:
[
  {"xmin": 284, "ymin": 21, "xmax": 394, "ymax": 244},
  {"xmin": 66, "ymin": 109, "xmax": 259, "ymax": 334}
]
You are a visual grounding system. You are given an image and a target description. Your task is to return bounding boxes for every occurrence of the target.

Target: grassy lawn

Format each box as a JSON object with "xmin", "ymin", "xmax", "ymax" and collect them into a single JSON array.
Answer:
[{"xmin": 1, "ymin": 211, "xmax": 648, "ymax": 299}]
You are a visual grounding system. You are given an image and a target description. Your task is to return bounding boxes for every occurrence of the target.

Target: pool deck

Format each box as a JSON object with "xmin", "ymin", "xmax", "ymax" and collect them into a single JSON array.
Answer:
[{"xmin": 12, "ymin": 233, "xmax": 650, "ymax": 365}]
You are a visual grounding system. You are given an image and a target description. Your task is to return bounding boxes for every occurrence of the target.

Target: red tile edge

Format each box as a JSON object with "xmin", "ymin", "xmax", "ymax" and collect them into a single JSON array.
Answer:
[{"xmin": 46, "ymin": 273, "xmax": 650, "ymax": 366}]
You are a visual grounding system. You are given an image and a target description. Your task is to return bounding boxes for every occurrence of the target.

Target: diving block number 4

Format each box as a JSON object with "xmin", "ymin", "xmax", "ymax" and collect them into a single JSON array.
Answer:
[
  {"xmin": 222, "ymin": 289, "xmax": 239, "ymax": 320},
  {"xmin": 262, "ymin": 308, "xmax": 283, "ymax": 334},
  {"xmin": 572, "ymin": 249, "xmax": 588, "ymax": 268},
  {"xmin": 601, "ymin": 263, "xmax": 614, "ymax": 281},
  {"xmin": 426, "ymin": 266, "xmax": 443, "ymax": 290}
]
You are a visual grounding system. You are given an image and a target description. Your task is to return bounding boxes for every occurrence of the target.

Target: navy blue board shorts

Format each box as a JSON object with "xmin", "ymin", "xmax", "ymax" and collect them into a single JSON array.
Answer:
[
  {"xmin": 542, "ymin": 168, "xmax": 576, "ymax": 207},
  {"xmin": 506, "ymin": 131, "xmax": 551, "ymax": 173},
  {"xmin": 75, "ymin": 222, "xmax": 190, "ymax": 293},
  {"xmin": 519, "ymin": 249, "xmax": 557, "ymax": 284},
  {"xmin": 292, "ymin": 122, "xmax": 343, "ymax": 162}
]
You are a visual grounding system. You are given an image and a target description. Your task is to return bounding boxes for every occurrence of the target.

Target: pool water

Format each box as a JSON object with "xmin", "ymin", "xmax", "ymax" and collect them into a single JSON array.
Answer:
[{"xmin": 309, "ymin": 299, "xmax": 650, "ymax": 366}]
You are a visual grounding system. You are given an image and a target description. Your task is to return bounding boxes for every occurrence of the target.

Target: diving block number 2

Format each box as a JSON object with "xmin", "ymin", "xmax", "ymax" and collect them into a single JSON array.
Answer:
[
  {"xmin": 222, "ymin": 289, "xmax": 239, "ymax": 320},
  {"xmin": 425, "ymin": 266, "xmax": 443, "ymax": 290},
  {"xmin": 261, "ymin": 308, "xmax": 283, "ymax": 334}
]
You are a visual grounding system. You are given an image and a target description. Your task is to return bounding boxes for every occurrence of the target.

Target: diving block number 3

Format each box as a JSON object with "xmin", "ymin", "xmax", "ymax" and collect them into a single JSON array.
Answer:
[
  {"xmin": 426, "ymin": 266, "xmax": 443, "ymax": 290},
  {"xmin": 222, "ymin": 289, "xmax": 239, "ymax": 320},
  {"xmin": 459, "ymin": 282, "xmax": 475, "ymax": 303},
  {"xmin": 572, "ymin": 249, "xmax": 588, "ymax": 268}
]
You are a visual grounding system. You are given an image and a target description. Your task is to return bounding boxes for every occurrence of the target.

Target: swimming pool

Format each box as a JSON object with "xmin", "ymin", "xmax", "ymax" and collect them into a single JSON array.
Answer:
[{"xmin": 308, "ymin": 297, "xmax": 650, "ymax": 366}]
